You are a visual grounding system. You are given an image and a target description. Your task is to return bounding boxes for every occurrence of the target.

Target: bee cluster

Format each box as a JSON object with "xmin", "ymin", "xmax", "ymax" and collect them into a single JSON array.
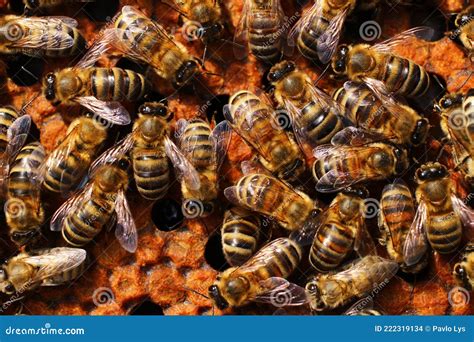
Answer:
[{"xmin": 0, "ymin": 0, "xmax": 472, "ymax": 315}]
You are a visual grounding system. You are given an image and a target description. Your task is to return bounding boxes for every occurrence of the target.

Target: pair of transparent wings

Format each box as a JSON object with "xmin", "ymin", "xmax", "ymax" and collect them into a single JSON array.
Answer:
[{"xmin": 1, "ymin": 112, "xmax": 31, "ymax": 179}]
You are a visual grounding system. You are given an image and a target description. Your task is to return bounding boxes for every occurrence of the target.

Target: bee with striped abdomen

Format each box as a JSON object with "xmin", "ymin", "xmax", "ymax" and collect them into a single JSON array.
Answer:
[
  {"xmin": 43, "ymin": 30, "xmax": 147, "ymax": 126},
  {"xmin": 453, "ymin": 243, "xmax": 474, "ymax": 291},
  {"xmin": 209, "ymin": 237, "xmax": 307, "ymax": 309},
  {"xmin": 221, "ymin": 207, "xmax": 264, "ymax": 266},
  {"xmin": 332, "ymin": 27, "xmax": 432, "ymax": 99},
  {"xmin": 309, "ymin": 186, "xmax": 376, "ymax": 272},
  {"xmin": 378, "ymin": 179, "xmax": 428, "ymax": 273},
  {"xmin": 5, "ymin": 142, "xmax": 45, "ymax": 246},
  {"xmin": 165, "ymin": 118, "xmax": 230, "ymax": 217},
  {"xmin": 305, "ymin": 255, "xmax": 398, "ymax": 311},
  {"xmin": 112, "ymin": 6, "xmax": 202, "ymax": 88},
  {"xmin": 0, "ymin": 15, "xmax": 85, "ymax": 57},
  {"xmin": 90, "ymin": 102, "xmax": 173, "ymax": 200},
  {"xmin": 225, "ymin": 90, "xmax": 305, "ymax": 182},
  {"xmin": 268, "ymin": 61, "xmax": 345, "ymax": 158},
  {"xmin": 43, "ymin": 116, "xmax": 108, "ymax": 195},
  {"xmin": 224, "ymin": 173, "xmax": 320, "ymax": 231},
  {"xmin": 233, "ymin": 0, "xmax": 285, "ymax": 63},
  {"xmin": 403, "ymin": 163, "xmax": 474, "ymax": 265},
  {"xmin": 312, "ymin": 127, "xmax": 409, "ymax": 192},
  {"xmin": 289, "ymin": 0, "xmax": 357, "ymax": 63},
  {"xmin": 453, "ymin": 5, "xmax": 473, "ymax": 61},
  {"xmin": 50, "ymin": 157, "xmax": 137, "ymax": 252},
  {"xmin": 437, "ymin": 91, "xmax": 474, "ymax": 187},
  {"xmin": 333, "ymin": 79, "xmax": 429, "ymax": 146},
  {"xmin": 0, "ymin": 247, "xmax": 86, "ymax": 294}
]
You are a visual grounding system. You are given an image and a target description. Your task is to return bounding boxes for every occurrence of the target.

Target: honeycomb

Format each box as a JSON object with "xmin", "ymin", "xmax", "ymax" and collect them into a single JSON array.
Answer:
[{"xmin": 0, "ymin": 0, "xmax": 473, "ymax": 316}]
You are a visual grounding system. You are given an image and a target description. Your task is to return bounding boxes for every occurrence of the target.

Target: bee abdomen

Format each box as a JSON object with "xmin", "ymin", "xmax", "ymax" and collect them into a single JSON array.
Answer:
[
  {"xmin": 0, "ymin": 107, "xmax": 19, "ymax": 154},
  {"xmin": 302, "ymin": 103, "xmax": 343, "ymax": 145},
  {"xmin": 43, "ymin": 149, "xmax": 86, "ymax": 193},
  {"xmin": 44, "ymin": 24, "xmax": 86, "ymax": 57},
  {"xmin": 180, "ymin": 120, "xmax": 213, "ymax": 168},
  {"xmin": 133, "ymin": 151, "xmax": 170, "ymax": 200},
  {"xmin": 297, "ymin": 17, "xmax": 328, "ymax": 60},
  {"xmin": 384, "ymin": 56, "xmax": 430, "ymax": 98},
  {"xmin": 91, "ymin": 68, "xmax": 148, "ymax": 102},
  {"xmin": 253, "ymin": 238, "xmax": 302, "ymax": 279},
  {"xmin": 249, "ymin": 11, "xmax": 281, "ymax": 62},
  {"xmin": 426, "ymin": 214, "xmax": 462, "ymax": 254}
]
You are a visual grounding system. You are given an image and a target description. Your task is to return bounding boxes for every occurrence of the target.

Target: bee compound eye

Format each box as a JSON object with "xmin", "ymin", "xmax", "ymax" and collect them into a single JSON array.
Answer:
[{"xmin": 454, "ymin": 264, "xmax": 464, "ymax": 275}]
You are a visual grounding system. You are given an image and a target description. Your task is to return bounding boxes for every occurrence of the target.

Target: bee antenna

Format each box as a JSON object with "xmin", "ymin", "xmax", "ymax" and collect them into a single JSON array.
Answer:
[
  {"xmin": 453, "ymin": 70, "xmax": 473, "ymax": 93},
  {"xmin": 20, "ymin": 93, "xmax": 40, "ymax": 114},
  {"xmin": 219, "ymin": 39, "xmax": 245, "ymax": 49},
  {"xmin": 313, "ymin": 64, "xmax": 331, "ymax": 86},
  {"xmin": 182, "ymin": 286, "xmax": 210, "ymax": 300}
]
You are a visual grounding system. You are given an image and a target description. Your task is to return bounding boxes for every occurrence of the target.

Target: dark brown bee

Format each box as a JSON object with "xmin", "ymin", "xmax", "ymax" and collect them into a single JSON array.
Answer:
[
  {"xmin": 453, "ymin": 5, "xmax": 473, "ymax": 61},
  {"xmin": 453, "ymin": 243, "xmax": 474, "ymax": 291}
]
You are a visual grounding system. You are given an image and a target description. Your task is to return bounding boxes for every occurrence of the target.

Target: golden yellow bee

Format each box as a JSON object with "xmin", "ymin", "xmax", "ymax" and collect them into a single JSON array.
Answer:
[
  {"xmin": 209, "ymin": 237, "xmax": 307, "ymax": 309},
  {"xmin": 165, "ymin": 118, "xmax": 230, "ymax": 217},
  {"xmin": 289, "ymin": 0, "xmax": 356, "ymax": 63},
  {"xmin": 5, "ymin": 142, "xmax": 45, "ymax": 246},
  {"xmin": 51, "ymin": 157, "xmax": 137, "ymax": 252},
  {"xmin": 453, "ymin": 5, "xmax": 474, "ymax": 61},
  {"xmin": 43, "ymin": 30, "xmax": 147, "ymax": 126},
  {"xmin": 0, "ymin": 15, "xmax": 85, "ymax": 57},
  {"xmin": 268, "ymin": 61, "xmax": 345, "ymax": 158},
  {"xmin": 312, "ymin": 127, "xmax": 409, "ymax": 192},
  {"xmin": 305, "ymin": 255, "xmax": 399, "ymax": 311},
  {"xmin": 378, "ymin": 179, "xmax": 428, "ymax": 273},
  {"xmin": 334, "ymin": 79, "xmax": 429, "ymax": 146},
  {"xmin": 332, "ymin": 27, "xmax": 432, "ymax": 99},
  {"xmin": 437, "ymin": 91, "xmax": 474, "ymax": 187},
  {"xmin": 403, "ymin": 163, "xmax": 474, "ymax": 265},
  {"xmin": 453, "ymin": 243, "xmax": 474, "ymax": 291},
  {"xmin": 0, "ymin": 247, "xmax": 86, "ymax": 294},
  {"xmin": 225, "ymin": 90, "xmax": 305, "ymax": 181},
  {"xmin": 309, "ymin": 187, "xmax": 375, "ymax": 272},
  {"xmin": 43, "ymin": 116, "xmax": 108, "ymax": 195},
  {"xmin": 224, "ymin": 173, "xmax": 320, "ymax": 231},
  {"xmin": 22, "ymin": 0, "xmax": 95, "ymax": 15},
  {"xmin": 112, "ymin": 6, "xmax": 202, "ymax": 88}
]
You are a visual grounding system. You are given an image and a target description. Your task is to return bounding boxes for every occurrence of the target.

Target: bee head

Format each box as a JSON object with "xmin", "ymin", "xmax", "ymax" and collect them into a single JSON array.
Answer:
[
  {"xmin": 10, "ymin": 228, "xmax": 41, "ymax": 247},
  {"xmin": 173, "ymin": 59, "xmax": 200, "ymax": 88},
  {"xmin": 453, "ymin": 263, "xmax": 471, "ymax": 291},
  {"xmin": 25, "ymin": 0, "xmax": 39, "ymax": 10},
  {"xmin": 455, "ymin": 9, "xmax": 473, "ymax": 27},
  {"xmin": 198, "ymin": 23, "xmax": 224, "ymax": 44},
  {"xmin": 80, "ymin": 119, "xmax": 106, "ymax": 143},
  {"xmin": 305, "ymin": 280, "xmax": 325, "ymax": 311},
  {"xmin": 0, "ymin": 268, "xmax": 15, "ymax": 295},
  {"xmin": 392, "ymin": 147, "xmax": 408, "ymax": 175},
  {"xmin": 208, "ymin": 284, "xmax": 229, "ymax": 310},
  {"xmin": 435, "ymin": 94, "xmax": 463, "ymax": 111},
  {"xmin": 267, "ymin": 61, "xmax": 296, "ymax": 83},
  {"xmin": 332, "ymin": 44, "xmax": 350, "ymax": 76},
  {"xmin": 138, "ymin": 102, "xmax": 173, "ymax": 120},
  {"xmin": 43, "ymin": 73, "xmax": 58, "ymax": 105},
  {"xmin": 415, "ymin": 162, "xmax": 448, "ymax": 182},
  {"xmin": 410, "ymin": 118, "xmax": 429, "ymax": 146}
]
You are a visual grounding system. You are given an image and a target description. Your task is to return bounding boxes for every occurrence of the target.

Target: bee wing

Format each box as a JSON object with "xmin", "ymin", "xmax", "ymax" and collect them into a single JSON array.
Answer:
[
  {"xmin": 19, "ymin": 247, "xmax": 86, "ymax": 284},
  {"xmin": 371, "ymin": 27, "xmax": 434, "ymax": 54},
  {"xmin": 316, "ymin": 6, "xmax": 350, "ymax": 64},
  {"xmin": 89, "ymin": 134, "xmax": 134, "ymax": 177},
  {"xmin": 73, "ymin": 97, "xmax": 131, "ymax": 126},
  {"xmin": 164, "ymin": 136, "xmax": 201, "ymax": 190},
  {"xmin": 75, "ymin": 28, "xmax": 117, "ymax": 69},
  {"xmin": 333, "ymin": 256, "xmax": 398, "ymax": 281},
  {"xmin": 3, "ymin": 114, "xmax": 31, "ymax": 168},
  {"xmin": 114, "ymin": 189, "xmax": 138, "ymax": 253},
  {"xmin": 288, "ymin": 0, "xmax": 323, "ymax": 47},
  {"xmin": 253, "ymin": 277, "xmax": 308, "ymax": 307},
  {"xmin": 50, "ymin": 183, "xmax": 94, "ymax": 232},
  {"xmin": 403, "ymin": 201, "xmax": 428, "ymax": 266},
  {"xmin": 363, "ymin": 77, "xmax": 406, "ymax": 120},
  {"xmin": 451, "ymin": 194, "xmax": 474, "ymax": 233},
  {"xmin": 233, "ymin": 0, "xmax": 250, "ymax": 60},
  {"xmin": 354, "ymin": 223, "xmax": 377, "ymax": 257},
  {"xmin": 442, "ymin": 113, "xmax": 472, "ymax": 166},
  {"xmin": 211, "ymin": 120, "xmax": 232, "ymax": 170},
  {"xmin": 240, "ymin": 159, "xmax": 269, "ymax": 175},
  {"xmin": 330, "ymin": 126, "xmax": 388, "ymax": 146},
  {"xmin": 282, "ymin": 98, "xmax": 313, "ymax": 156}
]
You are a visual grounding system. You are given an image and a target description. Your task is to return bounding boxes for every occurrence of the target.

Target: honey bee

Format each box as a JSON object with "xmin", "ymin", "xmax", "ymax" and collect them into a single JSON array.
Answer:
[
  {"xmin": 334, "ymin": 79, "xmax": 429, "ymax": 146},
  {"xmin": 224, "ymin": 173, "xmax": 320, "ymax": 231},
  {"xmin": 403, "ymin": 162, "xmax": 474, "ymax": 265},
  {"xmin": 50, "ymin": 157, "xmax": 137, "ymax": 252},
  {"xmin": 0, "ymin": 15, "xmax": 86, "ymax": 57},
  {"xmin": 378, "ymin": 179, "xmax": 428, "ymax": 273},
  {"xmin": 43, "ymin": 30, "xmax": 147, "ymax": 126},
  {"xmin": 312, "ymin": 127, "xmax": 409, "ymax": 192},
  {"xmin": 225, "ymin": 90, "xmax": 305, "ymax": 181},
  {"xmin": 209, "ymin": 237, "xmax": 307, "ymax": 309},
  {"xmin": 112, "ymin": 6, "xmax": 202, "ymax": 88},
  {"xmin": 5, "ymin": 142, "xmax": 45, "ymax": 246},
  {"xmin": 233, "ymin": 0, "xmax": 285, "ymax": 63},
  {"xmin": 453, "ymin": 243, "xmax": 474, "ymax": 291},
  {"xmin": 332, "ymin": 27, "xmax": 432, "ymax": 99},
  {"xmin": 289, "ymin": 0, "xmax": 357, "ymax": 63},
  {"xmin": 222, "ymin": 207, "xmax": 263, "ymax": 266},
  {"xmin": 22, "ymin": 0, "xmax": 95, "ymax": 15},
  {"xmin": 42, "ymin": 116, "xmax": 108, "ymax": 195},
  {"xmin": 305, "ymin": 255, "xmax": 399, "ymax": 311},
  {"xmin": 309, "ymin": 187, "xmax": 376, "ymax": 272},
  {"xmin": 165, "ymin": 118, "xmax": 230, "ymax": 217},
  {"xmin": 436, "ymin": 91, "xmax": 474, "ymax": 186},
  {"xmin": 90, "ymin": 102, "xmax": 173, "ymax": 200},
  {"xmin": 453, "ymin": 5, "xmax": 473, "ymax": 61},
  {"xmin": 0, "ymin": 247, "xmax": 86, "ymax": 294},
  {"xmin": 268, "ymin": 61, "xmax": 345, "ymax": 158}
]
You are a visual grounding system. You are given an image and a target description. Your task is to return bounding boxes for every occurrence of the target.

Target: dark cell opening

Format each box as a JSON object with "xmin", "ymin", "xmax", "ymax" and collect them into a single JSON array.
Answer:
[
  {"xmin": 9, "ymin": 0, "xmax": 25, "ymax": 14},
  {"xmin": 129, "ymin": 300, "xmax": 164, "ymax": 315},
  {"xmin": 410, "ymin": 6, "xmax": 447, "ymax": 42},
  {"xmin": 151, "ymin": 198, "xmax": 184, "ymax": 232},
  {"xmin": 7, "ymin": 56, "xmax": 44, "ymax": 87},
  {"xmin": 83, "ymin": 0, "xmax": 120, "ymax": 22},
  {"xmin": 116, "ymin": 58, "xmax": 149, "ymax": 75},
  {"xmin": 205, "ymin": 94, "xmax": 230, "ymax": 124},
  {"xmin": 204, "ymin": 233, "xmax": 230, "ymax": 271}
]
